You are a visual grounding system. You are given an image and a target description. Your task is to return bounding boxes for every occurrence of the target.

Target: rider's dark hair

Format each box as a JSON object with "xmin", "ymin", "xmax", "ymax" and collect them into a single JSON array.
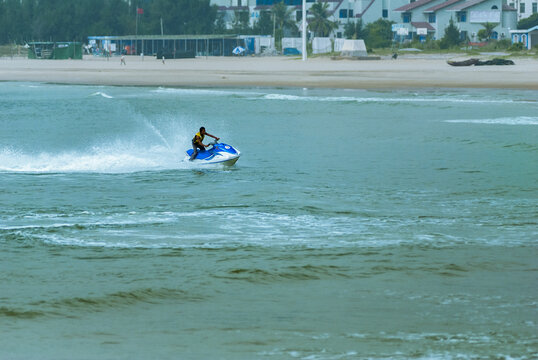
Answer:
[{"xmin": 200, "ymin": 127, "xmax": 205, "ymax": 132}]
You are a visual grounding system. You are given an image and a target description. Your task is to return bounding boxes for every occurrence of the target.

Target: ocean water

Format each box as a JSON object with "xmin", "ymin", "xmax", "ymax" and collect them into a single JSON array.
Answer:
[{"xmin": 0, "ymin": 82, "xmax": 537, "ymax": 359}]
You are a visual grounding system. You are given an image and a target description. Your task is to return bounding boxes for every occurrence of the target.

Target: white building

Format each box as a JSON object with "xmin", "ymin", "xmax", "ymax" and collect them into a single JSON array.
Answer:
[
  {"xmin": 506, "ymin": 0, "xmax": 538, "ymax": 20},
  {"xmin": 210, "ymin": 0, "xmax": 523, "ymax": 47}
]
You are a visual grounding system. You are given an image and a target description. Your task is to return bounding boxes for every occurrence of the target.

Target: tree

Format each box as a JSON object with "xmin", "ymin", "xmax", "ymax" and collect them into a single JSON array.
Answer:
[
  {"xmin": 364, "ymin": 19, "xmax": 393, "ymax": 48},
  {"xmin": 214, "ymin": 12, "xmax": 227, "ymax": 34},
  {"xmin": 517, "ymin": 13, "xmax": 538, "ymax": 29},
  {"xmin": 150, "ymin": 0, "xmax": 217, "ymax": 35},
  {"xmin": 480, "ymin": 22, "xmax": 497, "ymax": 41},
  {"xmin": 271, "ymin": 1, "xmax": 298, "ymax": 49},
  {"xmin": 440, "ymin": 18, "xmax": 461, "ymax": 49},
  {"xmin": 308, "ymin": 1, "xmax": 338, "ymax": 37},
  {"xmin": 477, "ymin": 29, "xmax": 488, "ymax": 41},
  {"xmin": 344, "ymin": 19, "xmax": 365, "ymax": 40},
  {"xmin": 232, "ymin": 10, "xmax": 251, "ymax": 34},
  {"xmin": 253, "ymin": 11, "xmax": 273, "ymax": 35}
]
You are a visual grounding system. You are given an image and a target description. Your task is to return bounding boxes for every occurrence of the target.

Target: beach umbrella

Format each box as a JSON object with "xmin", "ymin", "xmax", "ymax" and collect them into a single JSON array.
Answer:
[{"xmin": 232, "ymin": 46, "xmax": 245, "ymax": 55}]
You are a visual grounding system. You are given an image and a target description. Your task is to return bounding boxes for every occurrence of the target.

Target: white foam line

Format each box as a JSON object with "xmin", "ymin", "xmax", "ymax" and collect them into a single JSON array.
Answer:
[
  {"xmin": 90, "ymin": 92, "xmax": 114, "ymax": 99},
  {"xmin": 259, "ymin": 93, "xmax": 534, "ymax": 105},
  {"xmin": 150, "ymin": 87, "xmax": 262, "ymax": 97},
  {"xmin": 445, "ymin": 116, "xmax": 538, "ymax": 125}
]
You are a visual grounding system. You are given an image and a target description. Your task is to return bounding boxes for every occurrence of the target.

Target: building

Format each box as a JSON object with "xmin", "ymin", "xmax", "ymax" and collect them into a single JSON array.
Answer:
[
  {"xmin": 27, "ymin": 42, "xmax": 83, "ymax": 60},
  {"xmin": 510, "ymin": 24, "xmax": 538, "ymax": 48},
  {"xmin": 212, "ymin": 0, "xmax": 518, "ymax": 43},
  {"xmin": 507, "ymin": 0, "xmax": 538, "ymax": 20},
  {"xmin": 87, "ymin": 35, "xmax": 246, "ymax": 57}
]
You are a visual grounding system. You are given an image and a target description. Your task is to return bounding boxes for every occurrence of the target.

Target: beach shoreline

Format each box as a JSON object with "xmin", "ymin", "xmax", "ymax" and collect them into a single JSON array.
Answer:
[{"xmin": 1, "ymin": 54, "xmax": 538, "ymax": 90}]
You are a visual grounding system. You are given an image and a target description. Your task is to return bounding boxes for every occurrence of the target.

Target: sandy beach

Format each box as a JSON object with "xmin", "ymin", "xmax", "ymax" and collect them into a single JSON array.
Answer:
[{"xmin": 1, "ymin": 54, "xmax": 538, "ymax": 89}]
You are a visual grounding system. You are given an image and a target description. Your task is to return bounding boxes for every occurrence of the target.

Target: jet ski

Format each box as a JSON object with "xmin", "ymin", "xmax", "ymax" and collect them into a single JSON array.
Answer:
[{"xmin": 185, "ymin": 140, "xmax": 240, "ymax": 166}]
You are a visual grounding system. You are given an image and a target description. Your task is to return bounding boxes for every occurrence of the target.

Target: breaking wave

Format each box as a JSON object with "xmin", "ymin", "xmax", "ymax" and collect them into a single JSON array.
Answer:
[
  {"xmin": 89, "ymin": 91, "xmax": 114, "ymax": 99},
  {"xmin": 445, "ymin": 116, "xmax": 538, "ymax": 125},
  {"xmin": 258, "ymin": 93, "xmax": 536, "ymax": 105}
]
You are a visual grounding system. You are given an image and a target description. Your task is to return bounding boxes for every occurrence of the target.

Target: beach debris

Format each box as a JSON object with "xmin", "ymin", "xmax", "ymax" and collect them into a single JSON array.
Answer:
[
  {"xmin": 447, "ymin": 58, "xmax": 514, "ymax": 66},
  {"xmin": 447, "ymin": 58, "xmax": 479, "ymax": 66},
  {"xmin": 475, "ymin": 58, "xmax": 515, "ymax": 66}
]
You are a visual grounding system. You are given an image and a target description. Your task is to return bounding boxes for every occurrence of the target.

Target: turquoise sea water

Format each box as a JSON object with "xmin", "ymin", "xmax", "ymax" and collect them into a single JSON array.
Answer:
[{"xmin": 1, "ymin": 82, "xmax": 537, "ymax": 359}]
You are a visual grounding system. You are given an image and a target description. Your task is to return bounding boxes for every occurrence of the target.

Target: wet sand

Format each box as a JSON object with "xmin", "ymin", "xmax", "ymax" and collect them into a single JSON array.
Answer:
[{"xmin": 1, "ymin": 55, "xmax": 537, "ymax": 89}]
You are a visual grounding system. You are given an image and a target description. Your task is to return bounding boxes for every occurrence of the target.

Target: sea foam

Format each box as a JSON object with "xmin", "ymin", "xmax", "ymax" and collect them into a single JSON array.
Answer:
[
  {"xmin": 90, "ymin": 92, "xmax": 114, "ymax": 99},
  {"xmin": 445, "ymin": 116, "xmax": 538, "ymax": 125},
  {"xmin": 0, "ymin": 142, "xmax": 185, "ymax": 173}
]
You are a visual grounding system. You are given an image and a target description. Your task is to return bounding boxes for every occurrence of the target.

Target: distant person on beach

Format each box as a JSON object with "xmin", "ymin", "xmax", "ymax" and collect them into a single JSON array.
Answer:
[
  {"xmin": 120, "ymin": 55, "xmax": 126, "ymax": 65},
  {"xmin": 190, "ymin": 127, "xmax": 219, "ymax": 161}
]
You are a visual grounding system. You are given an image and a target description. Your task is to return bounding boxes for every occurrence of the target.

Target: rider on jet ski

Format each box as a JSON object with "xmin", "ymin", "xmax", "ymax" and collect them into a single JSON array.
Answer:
[{"xmin": 190, "ymin": 127, "xmax": 220, "ymax": 161}]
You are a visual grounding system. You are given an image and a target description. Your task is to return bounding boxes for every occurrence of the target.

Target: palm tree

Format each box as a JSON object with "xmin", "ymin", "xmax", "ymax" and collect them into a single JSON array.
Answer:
[
  {"xmin": 480, "ymin": 22, "xmax": 498, "ymax": 41},
  {"xmin": 271, "ymin": 1, "xmax": 298, "ymax": 50},
  {"xmin": 308, "ymin": 1, "xmax": 338, "ymax": 37}
]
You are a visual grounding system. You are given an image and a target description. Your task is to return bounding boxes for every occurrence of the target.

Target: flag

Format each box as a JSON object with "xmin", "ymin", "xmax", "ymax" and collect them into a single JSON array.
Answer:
[{"xmin": 137, "ymin": 7, "xmax": 144, "ymax": 15}]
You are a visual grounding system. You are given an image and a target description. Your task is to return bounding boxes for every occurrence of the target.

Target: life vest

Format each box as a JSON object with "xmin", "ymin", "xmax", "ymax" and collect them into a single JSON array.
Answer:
[{"xmin": 192, "ymin": 132, "xmax": 204, "ymax": 143}]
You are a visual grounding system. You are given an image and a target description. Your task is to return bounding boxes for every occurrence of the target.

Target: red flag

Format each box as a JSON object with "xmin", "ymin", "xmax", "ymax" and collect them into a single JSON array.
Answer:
[{"xmin": 137, "ymin": 7, "xmax": 144, "ymax": 15}]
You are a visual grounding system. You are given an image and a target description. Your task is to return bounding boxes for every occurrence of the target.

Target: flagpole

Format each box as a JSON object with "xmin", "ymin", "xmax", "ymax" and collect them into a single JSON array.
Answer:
[{"xmin": 302, "ymin": 0, "xmax": 306, "ymax": 61}]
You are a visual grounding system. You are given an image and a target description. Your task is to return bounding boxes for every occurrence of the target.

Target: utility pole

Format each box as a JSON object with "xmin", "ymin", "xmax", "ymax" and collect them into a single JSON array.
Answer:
[
  {"xmin": 302, "ymin": 0, "xmax": 307, "ymax": 61},
  {"xmin": 273, "ymin": 10, "xmax": 276, "ymax": 46},
  {"xmin": 161, "ymin": 18, "xmax": 164, "ymax": 47}
]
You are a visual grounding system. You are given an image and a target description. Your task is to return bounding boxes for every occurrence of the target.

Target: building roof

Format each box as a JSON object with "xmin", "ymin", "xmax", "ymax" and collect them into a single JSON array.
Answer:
[
  {"xmin": 87, "ymin": 35, "xmax": 240, "ymax": 41},
  {"xmin": 510, "ymin": 25, "xmax": 538, "ymax": 33},
  {"xmin": 395, "ymin": 0, "xmax": 437, "ymax": 12},
  {"xmin": 423, "ymin": 0, "xmax": 464, "ymax": 13},
  {"xmin": 355, "ymin": 0, "xmax": 376, "ymax": 18},
  {"xmin": 502, "ymin": 4, "xmax": 516, "ymax": 11},
  {"xmin": 446, "ymin": 0, "xmax": 488, "ymax": 11},
  {"xmin": 218, "ymin": 6, "xmax": 249, "ymax": 11},
  {"xmin": 411, "ymin": 21, "xmax": 436, "ymax": 30}
]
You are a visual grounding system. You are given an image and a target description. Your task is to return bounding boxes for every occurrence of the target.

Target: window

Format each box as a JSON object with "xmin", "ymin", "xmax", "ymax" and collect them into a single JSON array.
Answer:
[
  {"xmin": 337, "ymin": 32, "xmax": 342, "ymax": 38},
  {"xmin": 520, "ymin": 2, "xmax": 525, "ymax": 12},
  {"xmin": 428, "ymin": 13, "xmax": 436, "ymax": 23},
  {"xmin": 460, "ymin": 30, "xmax": 468, "ymax": 41},
  {"xmin": 382, "ymin": 9, "xmax": 388, "ymax": 18},
  {"xmin": 296, "ymin": 10, "xmax": 302, "ymax": 21},
  {"xmin": 340, "ymin": 9, "xmax": 348, "ymax": 18},
  {"xmin": 457, "ymin": 11, "xmax": 467, "ymax": 22},
  {"xmin": 403, "ymin": 13, "xmax": 411, "ymax": 23},
  {"xmin": 533, "ymin": 3, "xmax": 537, "ymax": 13},
  {"xmin": 491, "ymin": 5, "xmax": 498, "ymax": 9},
  {"xmin": 348, "ymin": 9, "xmax": 354, "ymax": 17}
]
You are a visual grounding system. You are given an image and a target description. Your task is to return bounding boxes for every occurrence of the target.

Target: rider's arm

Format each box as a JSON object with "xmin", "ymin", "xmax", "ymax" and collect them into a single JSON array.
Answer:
[
  {"xmin": 205, "ymin": 133, "xmax": 220, "ymax": 141},
  {"xmin": 194, "ymin": 136, "xmax": 207, "ymax": 147}
]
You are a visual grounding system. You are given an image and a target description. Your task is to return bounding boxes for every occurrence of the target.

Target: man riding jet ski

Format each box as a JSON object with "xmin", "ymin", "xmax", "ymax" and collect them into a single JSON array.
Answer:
[
  {"xmin": 189, "ymin": 127, "xmax": 219, "ymax": 161},
  {"xmin": 186, "ymin": 127, "xmax": 240, "ymax": 166}
]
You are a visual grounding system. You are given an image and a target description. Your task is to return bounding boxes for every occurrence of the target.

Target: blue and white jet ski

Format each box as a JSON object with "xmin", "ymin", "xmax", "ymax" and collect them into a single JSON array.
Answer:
[{"xmin": 185, "ymin": 140, "xmax": 240, "ymax": 166}]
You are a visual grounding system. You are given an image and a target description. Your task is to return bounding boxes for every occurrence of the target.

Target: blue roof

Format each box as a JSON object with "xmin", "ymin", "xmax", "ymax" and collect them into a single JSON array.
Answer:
[{"xmin": 510, "ymin": 25, "xmax": 538, "ymax": 33}]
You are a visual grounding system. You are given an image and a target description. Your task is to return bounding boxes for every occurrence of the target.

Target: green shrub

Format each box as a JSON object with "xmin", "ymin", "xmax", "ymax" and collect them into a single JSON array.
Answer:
[
  {"xmin": 440, "ymin": 18, "xmax": 462, "ymax": 49},
  {"xmin": 508, "ymin": 42, "xmax": 525, "ymax": 51},
  {"xmin": 517, "ymin": 13, "xmax": 538, "ymax": 29}
]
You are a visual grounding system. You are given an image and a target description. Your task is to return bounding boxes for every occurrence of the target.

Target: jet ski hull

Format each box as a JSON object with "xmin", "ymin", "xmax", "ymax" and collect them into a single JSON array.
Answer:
[{"xmin": 185, "ymin": 143, "xmax": 240, "ymax": 166}]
